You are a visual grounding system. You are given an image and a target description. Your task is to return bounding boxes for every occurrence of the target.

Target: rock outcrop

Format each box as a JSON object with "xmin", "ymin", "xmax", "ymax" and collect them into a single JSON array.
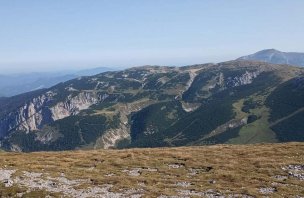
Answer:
[
  {"xmin": 227, "ymin": 70, "xmax": 261, "ymax": 87},
  {"xmin": 0, "ymin": 91, "xmax": 101, "ymax": 138}
]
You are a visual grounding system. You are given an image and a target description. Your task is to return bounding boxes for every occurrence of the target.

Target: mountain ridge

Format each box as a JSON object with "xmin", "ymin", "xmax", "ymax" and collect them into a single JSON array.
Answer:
[
  {"xmin": 0, "ymin": 60, "xmax": 303, "ymax": 151},
  {"xmin": 0, "ymin": 67, "xmax": 117, "ymax": 97}
]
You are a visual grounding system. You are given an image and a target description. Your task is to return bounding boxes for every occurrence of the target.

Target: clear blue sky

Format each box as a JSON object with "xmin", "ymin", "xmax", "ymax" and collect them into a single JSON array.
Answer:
[{"xmin": 0, "ymin": 0, "xmax": 304, "ymax": 73}]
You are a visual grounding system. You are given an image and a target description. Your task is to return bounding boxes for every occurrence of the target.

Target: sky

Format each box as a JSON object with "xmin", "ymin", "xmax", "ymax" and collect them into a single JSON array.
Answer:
[{"xmin": 0, "ymin": 0, "xmax": 304, "ymax": 73}]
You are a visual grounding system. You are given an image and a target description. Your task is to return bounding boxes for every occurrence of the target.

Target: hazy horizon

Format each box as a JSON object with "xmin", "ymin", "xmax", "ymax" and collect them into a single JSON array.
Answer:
[{"xmin": 1, "ymin": 0, "xmax": 304, "ymax": 73}]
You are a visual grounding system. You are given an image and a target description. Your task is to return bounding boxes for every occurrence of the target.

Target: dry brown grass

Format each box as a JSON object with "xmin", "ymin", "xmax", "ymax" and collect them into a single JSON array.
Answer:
[{"xmin": 0, "ymin": 143, "xmax": 303, "ymax": 197}]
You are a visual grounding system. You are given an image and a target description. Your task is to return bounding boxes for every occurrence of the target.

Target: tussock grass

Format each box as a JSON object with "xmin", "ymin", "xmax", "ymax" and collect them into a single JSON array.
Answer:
[{"xmin": 0, "ymin": 143, "xmax": 303, "ymax": 197}]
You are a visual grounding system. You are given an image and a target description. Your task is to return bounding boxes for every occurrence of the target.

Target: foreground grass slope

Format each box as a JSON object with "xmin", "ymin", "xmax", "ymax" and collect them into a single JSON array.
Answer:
[{"xmin": 0, "ymin": 143, "xmax": 303, "ymax": 197}]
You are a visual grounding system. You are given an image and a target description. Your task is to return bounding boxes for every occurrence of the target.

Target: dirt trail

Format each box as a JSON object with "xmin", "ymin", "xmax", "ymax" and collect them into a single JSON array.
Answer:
[{"xmin": 270, "ymin": 107, "xmax": 304, "ymax": 127}]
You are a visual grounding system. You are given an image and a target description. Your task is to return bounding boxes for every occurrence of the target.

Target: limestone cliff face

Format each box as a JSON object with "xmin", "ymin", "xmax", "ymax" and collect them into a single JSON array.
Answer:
[
  {"xmin": 95, "ymin": 124, "xmax": 129, "ymax": 149},
  {"xmin": 227, "ymin": 70, "xmax": 261, "ymax": 87},
  {"xmin": 50, "ymin": 92, "xmax": 100, "ymax": 120},
  {"xmin": 0, "ymin": 91, "xmax": 100, "ymax": 138},
  {"xmin": 0, "ymin": 92, "xmax": 54, "ymax": 137},
  {"xmin": 95, "ymin": 100, "xmax": 156, "ymax": 149}
]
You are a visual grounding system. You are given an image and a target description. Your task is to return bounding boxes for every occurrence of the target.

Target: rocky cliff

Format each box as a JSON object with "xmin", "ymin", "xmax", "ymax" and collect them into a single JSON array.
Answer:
[{"xmin": 0, "ymin": 91, "xmax": 101, "ymax": 138}]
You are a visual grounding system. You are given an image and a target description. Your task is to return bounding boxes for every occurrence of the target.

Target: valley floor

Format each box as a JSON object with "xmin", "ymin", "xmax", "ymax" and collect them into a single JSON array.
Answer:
[{"xmin": 0, "ymin": 143, "xmax": 303, "ymax": 197}]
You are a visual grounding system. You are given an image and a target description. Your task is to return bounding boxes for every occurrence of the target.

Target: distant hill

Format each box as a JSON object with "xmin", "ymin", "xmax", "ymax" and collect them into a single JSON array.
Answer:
[
  {"xmin": 0, "ymin": 67, "xmax": 117, "ymax": 97},
  {"xmin": 238, "ymin": 49, "xmax": 304, "ymax": 67}
]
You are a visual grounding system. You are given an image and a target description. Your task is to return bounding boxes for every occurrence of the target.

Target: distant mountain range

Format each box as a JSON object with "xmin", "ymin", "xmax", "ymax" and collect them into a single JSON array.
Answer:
[
  {"xmin": 2, "ymin": 49, "xmax": 304, "ymax": 98},
  {"xmin": 0, "ymin": 67, "xmax": 118, "ymax": 97},
  {"xmin": 238, "ymin": 49, "xmax": 304, "ymax": 67},
  {"xmin": 0, "ymin": 59, "xmax": 303, "ymax": 152}
]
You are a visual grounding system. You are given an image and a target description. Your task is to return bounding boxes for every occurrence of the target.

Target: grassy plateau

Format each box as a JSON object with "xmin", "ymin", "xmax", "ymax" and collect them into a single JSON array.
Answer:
[{"xmin": 0, "ymin": 143, "xmax": 303, "ymax": 197}]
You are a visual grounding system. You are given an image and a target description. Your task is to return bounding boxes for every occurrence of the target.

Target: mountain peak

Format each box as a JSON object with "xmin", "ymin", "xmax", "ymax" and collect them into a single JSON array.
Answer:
[
  {"xmin": 258, "ymin": 49, "xmax": 280, "ymax": 53},
  {"xmin": 238, "ymin": 49, "xmax": 304, "ymax": 66}
]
